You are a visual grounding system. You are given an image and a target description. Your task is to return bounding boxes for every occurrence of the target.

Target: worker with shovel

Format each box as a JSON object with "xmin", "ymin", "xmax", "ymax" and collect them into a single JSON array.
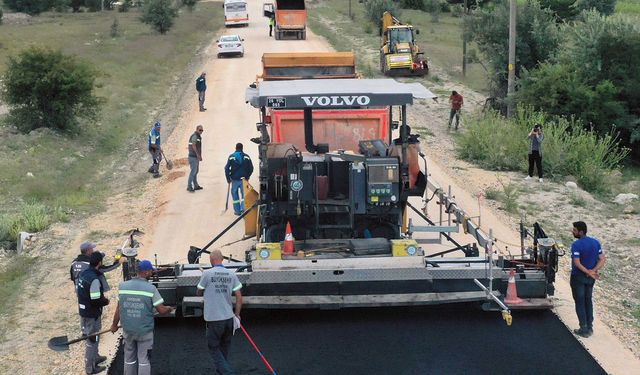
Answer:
[
  {"xmin": 110, "ymin": 260, "xmax": 174, "ymax": 375},
  {"xmin": 148, "ymin": 121, "xmax": 163, "ymax": 178},
  {"xmin": 187, "ymin": 125, "xmax": 204, "ymax": 192},
  {"xmin": 224, "ymin": 143, "xmax": 254, "ymax": 216},
  {"xmin": 76, "ymin": 252, "xmax": 110, "ymax": 374}
]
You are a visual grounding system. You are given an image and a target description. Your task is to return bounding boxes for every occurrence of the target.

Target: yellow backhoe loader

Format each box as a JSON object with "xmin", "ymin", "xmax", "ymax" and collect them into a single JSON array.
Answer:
[{"xmin": 379, "ymin": 11, "xmax": 428, "ymax": 76}]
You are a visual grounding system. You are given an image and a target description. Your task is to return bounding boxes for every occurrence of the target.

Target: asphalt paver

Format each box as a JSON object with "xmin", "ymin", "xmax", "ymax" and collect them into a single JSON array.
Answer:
[{"xmin": 108, "ymin": 305, "xmax": 605, "ymax": 375}]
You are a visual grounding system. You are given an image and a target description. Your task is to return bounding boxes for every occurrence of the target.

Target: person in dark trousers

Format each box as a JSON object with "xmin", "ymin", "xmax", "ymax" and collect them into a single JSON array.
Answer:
[
  {"xmin": 224, "ymin": 143, "xmax": 253, "ymax": 215},
  {"xmin": 196, "ymin": 250, "xmax": 243, "ymax": 375},
  {"xmin": 187, "ymin": 125, "xmax": 204, "ymax": 192},
  {"xmin": 448, "ymin": 90, "xmax": 464, "ymax": 130},
  {"xmin": 148, "ymin": 121, "xmax": 162, "ymax": 178},
  {"xmin": 110, "ymin": 260, "xmax": 174, "ymax": 375},
  {"xmin": 76, "ymin": 252, "xmax": 110, "ymax": 374},
  {"xmin": 269, "ymin": 16, "xmax": 275, "ymax": 37},
  {"xmin": 196, "ymin": 72, "xmax": 207, "ymax": 112},
  {"xmin": 570, "ymin": 221, "xmax": 606, "ymax": 338},
  {"xmin": 525, "ymin": 124, "xmax": 544, "ymax": 182}
]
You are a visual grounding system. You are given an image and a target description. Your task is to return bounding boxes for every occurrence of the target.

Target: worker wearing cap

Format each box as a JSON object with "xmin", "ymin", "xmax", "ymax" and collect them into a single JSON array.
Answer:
[
  {"xmin": 148, "ymin": 121, "xmax": 163, "ymax": 178},
  {"xmin": 77, "ymin": 252, "xmax": 110, "ymax": 374},
  {"xmin": 110, "ymin": 260, "xmax": 174, "ymax": 375},
  {"xmin": 196, "ymin": 250, "xmax": 243, "ymax": 375},
  {"xmin": 70, "ymin": 241, "xmax": 122, "ymax": 291}
]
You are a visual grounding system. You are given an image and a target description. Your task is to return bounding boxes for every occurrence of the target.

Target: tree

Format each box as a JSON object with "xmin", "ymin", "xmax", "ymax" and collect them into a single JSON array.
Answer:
[
  {"xmin": 1, "ymin": 47, "xmax": 101, "ymax": 133},
  {"xmin": 464, "ymin": 0, "xmax": 560, "ymax": 101},
  {"xmin": 4, "ymin": 0, "xmax": 54, "ymax": 14},
  {"xmin": 182, "ymin": 0, "xmax": 198, "ymax": 11},
  {"xmin": 575, "ymin": 0, "xmax": 616, "ymax": 16},
  {"xmin": 364, "ymin": 0, "xmax": 400, "ymax": 28},
  {"xmin": 539, "ymin": 0, "xmax": 579, "ymax": 21},
  {"xmin": 141, "ymin": 0, "xmax": 178, "ymax": 34}
]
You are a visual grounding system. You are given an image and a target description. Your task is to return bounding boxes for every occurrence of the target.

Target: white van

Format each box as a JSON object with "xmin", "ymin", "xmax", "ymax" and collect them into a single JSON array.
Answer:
[{"xmin": 224, "ymin": 0, "xmax": 248, "ymax": 27}]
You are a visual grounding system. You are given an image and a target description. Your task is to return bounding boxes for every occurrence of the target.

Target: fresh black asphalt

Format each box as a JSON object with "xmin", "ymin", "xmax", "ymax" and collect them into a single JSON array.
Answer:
[{"xmin": 108, "ymin": 305, "xmax": 606, "ymax": 375}]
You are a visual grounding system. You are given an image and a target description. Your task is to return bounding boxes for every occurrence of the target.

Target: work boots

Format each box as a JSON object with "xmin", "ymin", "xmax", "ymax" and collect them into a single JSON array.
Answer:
[{"xmin": 573, "ymin": 326, "xmax": 591, "ymax": 338}]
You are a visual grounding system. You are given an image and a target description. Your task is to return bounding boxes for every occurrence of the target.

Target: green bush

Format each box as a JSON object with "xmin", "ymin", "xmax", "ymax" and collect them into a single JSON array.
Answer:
[
  {"xmin": 110, "ymin": 17, "xmax": 120, "ymax": 37},
  {"xmin": 575, "ymin": 0, "xmax": 616, "ymax": 15},
  {"xmin": 424, "ymin": 0, "xmax": 442, "ymax": 22},
  {"xmin": 4, "ymin": 0, "xmax": 54, "ymax": 14},
  {"xmin": 141, "ymin": 0, "xmax": 178, "ymax": 34},
  {"xmin": 85, "ymin": 0, "xmax": 101, "ymax": 11},
  {"xmin": 401, "ymin": 0, "xmax": 425, "ymax": 10},
  {"xmin": 182, "ymin": 0, "xmax": 198, "ymax": 11},
  {"xmin": 1, "ymin": 47, "xmax": 101, "ymax": 133},
  {"xmin": 0, "ymin": 202, "xmax": 58, "ymax": 244},
  {"xmin": 456, "ymin": 108, "xmax": 629, "ymax": 192},
  {"xmin": 0, "ymin": 7, "xmax": 4, "ymax": 24},
  {"xmin": 364, "ymin": 0, "xmax": 400, "ymax": 28}
]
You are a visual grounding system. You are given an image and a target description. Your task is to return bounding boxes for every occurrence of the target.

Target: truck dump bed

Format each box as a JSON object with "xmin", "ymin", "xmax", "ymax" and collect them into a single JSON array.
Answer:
[
  {"xmin": 262, "ymin": 52, "xmax": 357, "ymax": 80},
  {"xmin": 275, "ymin": 0, "xmax": 306, "ymax": 31}
]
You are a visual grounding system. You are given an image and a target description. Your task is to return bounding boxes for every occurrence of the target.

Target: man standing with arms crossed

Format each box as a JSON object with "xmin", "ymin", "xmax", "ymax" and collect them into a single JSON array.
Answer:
[
  {"xmin": 187, "ymin": 125, "xmax": 204, "ymax": 192},
  {"xmin": 196, "ymin": 72, "xmax": 207, "ymax": 112},
  {"xmin": 110, "ymin": 260, "xmax": 174, "ymax": 375},
  {"xmin": 224, "ymin": 143, "xmax": 254, "ymax": 216},
  {"xmin": 197, "ymin": 250, "xmax": 243, "ymax": 375},
  {"xmin": 76, "ymin": 252, "xmax": 110, "ymax": 374},
  {"xmin": 570, "ymin": 221, "xmax": 606, "ymax": 338}
]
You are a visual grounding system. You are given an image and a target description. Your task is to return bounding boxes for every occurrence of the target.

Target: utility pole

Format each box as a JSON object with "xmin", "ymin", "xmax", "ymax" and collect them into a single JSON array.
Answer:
[
  {"xmin": 462, "ymin": 0, "xmax": 468, "ymax": 77},
  {"xmin": 507, "ymin": 0, "xmax": 516, "ymax": 117}
]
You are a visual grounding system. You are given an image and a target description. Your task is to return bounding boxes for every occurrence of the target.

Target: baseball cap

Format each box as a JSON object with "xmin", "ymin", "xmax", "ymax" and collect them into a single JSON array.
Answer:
[
  {"xmin": 154, "ymin": 121, "xmax": 161, "ymax": 128},
  {"xmin": 138, "ymin": 260, "xmax": 155, "ymax": 271},
  {"xmin": 80, "ymin": 241, "xmax": 96, "ymax": 253},
  {"xmin": 90, "ymin": 251, "xmax": 105, "ymax": 266}
]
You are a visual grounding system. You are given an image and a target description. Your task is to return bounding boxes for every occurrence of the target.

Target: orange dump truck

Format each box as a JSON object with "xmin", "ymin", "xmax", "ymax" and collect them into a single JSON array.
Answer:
[
  {"xmin": 260, "ymin": 52, "xmax": 392, "ymax": 151},
  {"xmin": 273, "ymin": 0, "xmax": 307, "ymax": 40}
]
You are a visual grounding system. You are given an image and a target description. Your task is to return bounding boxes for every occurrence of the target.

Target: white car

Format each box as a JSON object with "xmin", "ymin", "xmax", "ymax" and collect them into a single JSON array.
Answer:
[{"xmin": 217, "ymin": 35, "xmax": 245, "ymax": 58}]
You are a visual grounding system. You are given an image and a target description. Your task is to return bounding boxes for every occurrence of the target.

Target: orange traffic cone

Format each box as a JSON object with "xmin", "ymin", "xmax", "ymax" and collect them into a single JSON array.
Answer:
[
  {"xmin": 504, "ymin": 269, "xmax": 523, "ymax": 305},
  {"xmin": 283, "ymin": 221, "xmax": 295, "ymax": 255}
]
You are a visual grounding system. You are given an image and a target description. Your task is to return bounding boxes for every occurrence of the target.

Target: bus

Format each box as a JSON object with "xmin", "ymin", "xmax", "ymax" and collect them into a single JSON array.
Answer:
[{"xmin": 224, "ymin": 0, "xmax": 249, "ymax": 27}]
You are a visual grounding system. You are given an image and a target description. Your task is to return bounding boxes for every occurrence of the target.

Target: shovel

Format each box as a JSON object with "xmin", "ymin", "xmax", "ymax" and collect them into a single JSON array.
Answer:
[
  {"xmin": 161, "ymin": 150, "xmax": 174, "ymax": 170},
  {"xmin": 48, "ymin": 327, "xmax": 118, "ymax": 352},
  {"xmin": 222, "ymin": 182, "xmax": 231, "ymax": 214}
]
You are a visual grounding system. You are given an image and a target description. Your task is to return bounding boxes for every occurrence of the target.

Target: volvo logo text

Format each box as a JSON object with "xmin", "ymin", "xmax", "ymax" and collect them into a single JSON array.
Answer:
[{"xmin": 302, "ymin": 95, "xmax": 371, "ymax": 107}]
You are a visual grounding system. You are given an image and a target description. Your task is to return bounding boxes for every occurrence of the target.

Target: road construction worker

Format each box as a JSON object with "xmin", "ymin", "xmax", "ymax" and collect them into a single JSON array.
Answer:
[
  {"xmin": 70, "ymin": 241, "xmax": 121, "ymax": 291},
  {"xmin": 269, "ymin": 16, "xmax": 275, "ymax": 37},
  {"xmin": 224, "ymin": 143, "xmax": 253, "ymax": 216},
  {"xmin": 76, "ymin": 252, "xmax": 110, "ymax": 374},
  {"xmin": 196, "ymin": 250, "xmax": 243, "ymax": 375},
  {"xmin": 187, "ymin": 125, "xmax": 204, "ymax": 192},
  {"xmin": 110, "ymin": 260, "xmax": 174, "ymax": 375},
  {"xmin": 448, "ymin": 90, "xmax": 464, "ymax": 130},
  {"xmin": 148, "ymin": 121, "xmax": 163, "ymax": 178},
  {"xmin": 570, "ymin": 221, "xmax": 606, "ymax": 338},
  {"xmin": 196, "ymin": 72, "xmax": 207, "ymax": 112}
]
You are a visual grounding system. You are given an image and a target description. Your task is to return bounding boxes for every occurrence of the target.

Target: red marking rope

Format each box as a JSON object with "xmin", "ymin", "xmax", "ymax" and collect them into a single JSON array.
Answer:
[{"xmin": 240, "ymin": 324, "xmax": 277, "ymax": 375}]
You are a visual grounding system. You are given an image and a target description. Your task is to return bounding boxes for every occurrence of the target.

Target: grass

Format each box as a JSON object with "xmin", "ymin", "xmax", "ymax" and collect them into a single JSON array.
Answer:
[
  {"xmin": 0, "ymin": 255, "xmax": 37, "ymax": 341},
  {"xmin": 0, "ymin": 4, "xmax": 224, "ymax": 242},
  {"xmin": 484, "ymin": 176, "xmax": 521, "ymax": 213},
  {"xmin": 617, "ymin": 0, "xmax": 640, "ymax": 15},
  {"xmin": 307, "ymin": 0, "xmax": 489, "ymax": 93}
]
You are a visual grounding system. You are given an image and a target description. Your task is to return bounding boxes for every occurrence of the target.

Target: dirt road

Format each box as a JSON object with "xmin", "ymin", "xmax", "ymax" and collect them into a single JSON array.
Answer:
[{"xmin": 140, "ymin": 3, "xmax": 332, "ymax": 264}]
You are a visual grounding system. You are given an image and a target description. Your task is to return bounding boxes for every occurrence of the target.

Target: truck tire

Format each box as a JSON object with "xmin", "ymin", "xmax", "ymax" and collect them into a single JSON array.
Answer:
[
  {"xmin": 301, "ymin": 30, "xmax": 306, "ymax": 40},
  {"xmin": 275, "ymin": 31, "xmax": 281, "ymax": 40}
]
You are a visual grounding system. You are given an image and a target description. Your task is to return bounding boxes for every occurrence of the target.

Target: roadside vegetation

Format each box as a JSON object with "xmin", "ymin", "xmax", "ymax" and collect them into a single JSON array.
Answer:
[
  {"xmin": 0, "ymin": 4, "xmax": 224, "ymax": 244},
  {"xmin": 457, "ymin": 108, "xmax": 629, "ymax": 193}
]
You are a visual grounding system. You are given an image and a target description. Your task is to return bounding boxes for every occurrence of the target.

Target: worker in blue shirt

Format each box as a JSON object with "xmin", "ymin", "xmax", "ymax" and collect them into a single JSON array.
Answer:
[
  {"xmin": 570, "ymin": 221, "xmax": 606, "ymax": 338},
  {"xmin": 148, "ymin": 121, "xmax": 162, "ymax": 178},
  {"xmin": 224, "ymin": 143, "xmax": 253, "ymax": 216}
]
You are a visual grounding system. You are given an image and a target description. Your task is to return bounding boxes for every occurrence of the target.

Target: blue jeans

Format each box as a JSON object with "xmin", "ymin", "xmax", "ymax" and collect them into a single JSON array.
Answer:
[
  {"xmin": 206, "ymin": 319, "xmax": 236, "ymax": 375},
  {"xmin": 188, "ymin": 156, "xmax": 199, "ymax": 189},
  {"xmin": 570, "ymin": 273, "xmax": 596, "ymax": 329},
  {"xmin": 231, "ymin": 179, "xmax": 244, "ymax": 215}
]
